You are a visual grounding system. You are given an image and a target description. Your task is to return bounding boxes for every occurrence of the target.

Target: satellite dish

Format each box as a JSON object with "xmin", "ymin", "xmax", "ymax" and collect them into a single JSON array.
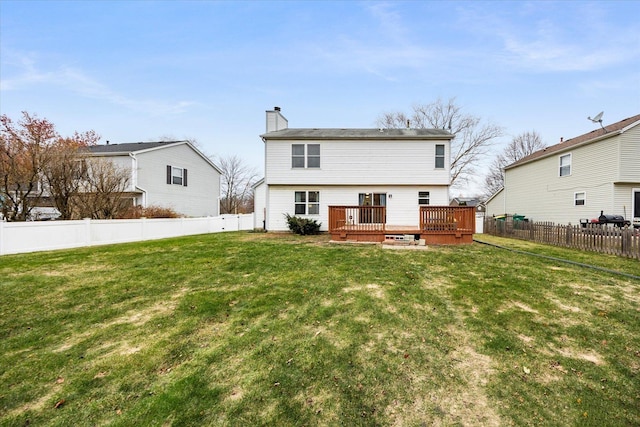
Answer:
[
  {"xmin": 587, "ymin": 111, "xmax": 607, "ymax": 132},
  {"xmin": 588, "ymin": 111, "xmax": 604, "ymax": 123}
]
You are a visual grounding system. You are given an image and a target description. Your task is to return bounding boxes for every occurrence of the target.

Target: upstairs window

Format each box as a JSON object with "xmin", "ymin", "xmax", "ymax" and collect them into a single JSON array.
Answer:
[
  {"xmin": 435, "ymin": 144, "xmax": 445, "ymax": 169},
  {"xmin": 292, "ymin": 144, "xmax": 305, "ymax": 168},
  {"xmin": 292, "ymin": 144, "xmax": 320, "ymax": 168},
  {"xmin": 559, "ymin": 154, "xmax": 571, "ymax": 177},
  {"xmin": 307, "ymin": 144, "xmax": 320, "ymax": 168},
  {"xmin": 294, "ymin": 191, "xmax": 320, "ymax": 215},
  {"xmin": 166, "ymin": 165, "xmax": 188, "ymax": 186},
  {"xmin": 418, "ymin": 191, "xmax": 430, "ymax": 205}
]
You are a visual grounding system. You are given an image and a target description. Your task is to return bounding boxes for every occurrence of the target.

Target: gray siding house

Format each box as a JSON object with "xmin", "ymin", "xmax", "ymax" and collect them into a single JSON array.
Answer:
[
  {"xmin": 486, "ymin": 114, "xmax": 640, "ymax": 226},
  {"xmin": 89, "ymin": 141, "xmax": 222, "ymax": 217}
]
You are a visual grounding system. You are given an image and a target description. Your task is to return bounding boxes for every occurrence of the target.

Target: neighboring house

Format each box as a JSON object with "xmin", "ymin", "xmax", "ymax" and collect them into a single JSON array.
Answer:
[
  {"xmin": 450, "ymin": 197, "xmax": 481, "ymax": 208},
  {"xmin": 254, "ymin": 107, "xmax": 459, "ymax": 236},
  {"xmin": 485, "ymin": 114, "xmax": 640, "ymax": 227},
  {"xmin": 88, "ymin": 140, "xmax": 222, "ymax": 217}
]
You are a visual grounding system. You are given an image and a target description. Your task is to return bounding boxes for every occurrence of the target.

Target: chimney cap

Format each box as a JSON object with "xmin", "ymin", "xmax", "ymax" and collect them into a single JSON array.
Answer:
[{"xmin": 274, "ymin": 106, "xmax": 281, "ymax": 111}]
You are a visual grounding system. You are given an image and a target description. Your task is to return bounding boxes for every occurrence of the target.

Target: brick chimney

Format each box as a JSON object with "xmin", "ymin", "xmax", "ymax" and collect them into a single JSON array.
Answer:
[{"xmin": 266, "ymin": 106, "xmax": 288, "ymax": 133}]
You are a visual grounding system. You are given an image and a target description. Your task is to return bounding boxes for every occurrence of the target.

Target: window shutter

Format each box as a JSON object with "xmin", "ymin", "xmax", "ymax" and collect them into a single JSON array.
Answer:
[
  {"xmin": 183, "ymin": 169, "xmax": 188, "ymax": 187},
  {"xmin": 166, "ymin": 165, "xmax": 172, "ymax": 184}
]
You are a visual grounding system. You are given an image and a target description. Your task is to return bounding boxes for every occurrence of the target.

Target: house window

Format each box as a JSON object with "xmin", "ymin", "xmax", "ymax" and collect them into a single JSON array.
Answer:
[
  {"xmin": 292, "ymin": 144, "xmax": 321, "ymax": 168},
  {"xmin": 294, "ymin": 191, "xmax": 320, "ymax": 215},
  {"xmin": 435, "ymin": 144, "xmax": 445, "ymax": 169},
  {"xmin": 418, "ymin": 191, "xmax": 430, "ymax": 205},
  {"xmin": 292, "ymin": 144, "xmax": 305, "ymax": 168},
  {"xmin": 574, "ymin": 192, "xmax": 586, "ymax": 206},
  {"xmin": 166, "ymin": 165, "xmax": 188, "ymax": 186},
  {"xmin": 307, "ymin": 144, "xmax": 320, "ymax": 168},
  {"xmin": 559, "ymin": 154, "xmax": 571, "ymax": 177}
]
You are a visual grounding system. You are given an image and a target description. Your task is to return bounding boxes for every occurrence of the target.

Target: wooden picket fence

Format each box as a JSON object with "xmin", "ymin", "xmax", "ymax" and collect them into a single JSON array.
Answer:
[{"xmin": 484, "ymin": 215, "xmax": 640, "ymax": 260}]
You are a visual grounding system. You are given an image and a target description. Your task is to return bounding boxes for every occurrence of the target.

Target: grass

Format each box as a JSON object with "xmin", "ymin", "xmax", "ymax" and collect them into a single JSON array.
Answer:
[{"xmin": 1, "ymin": 232, "xmax": 639, "ymax": 426}]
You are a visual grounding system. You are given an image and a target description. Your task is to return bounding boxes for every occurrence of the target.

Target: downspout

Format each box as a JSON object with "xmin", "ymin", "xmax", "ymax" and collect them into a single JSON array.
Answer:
[
  {"xmin": 129, "ymin": 153, "xmax": 147, "ymax": 208},
  {"xmin": 502, "ymin": 168, "xmax": 507, "ymax": 215}
]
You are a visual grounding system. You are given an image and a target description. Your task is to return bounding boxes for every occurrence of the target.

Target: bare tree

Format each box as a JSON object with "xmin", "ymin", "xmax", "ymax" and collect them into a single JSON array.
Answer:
[
  {"xmin": 377, "ymin": 98, "xmax": 504, "ymax": 187},
  {"xmin": 218, "ymin": 154, "xmax": 259, "ymax": 214},
  {"xmin": 0, "ymin": 112, "xmax": 58, "ymax": 221},
  {"xmin": 75, "ymin": 158, "xmax": 131, "ymax": 219},
  {"xmin": 42, "ymin": 131, "xmax": 100, "ymax": 219},
  {"xmin": 483, "ymin": 131, "xmax": 546, "ymax": 198}
]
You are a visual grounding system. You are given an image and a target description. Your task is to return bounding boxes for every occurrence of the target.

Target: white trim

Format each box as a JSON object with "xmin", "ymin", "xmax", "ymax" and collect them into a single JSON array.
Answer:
[
  {"xmin": 632, "ymin": 188, "xmax": 640, "ymax": 225},
  {"xmin": 574, "ymin": 191, "xmax": 586, "ymax": 206},
  {"xmin": 559, "ymin": 153, "xmax": 572, "ymax": 177}
]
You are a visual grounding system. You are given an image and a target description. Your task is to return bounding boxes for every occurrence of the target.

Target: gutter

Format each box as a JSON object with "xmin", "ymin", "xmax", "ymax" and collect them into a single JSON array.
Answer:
[{"xmin": 129, "ymin": 153, "xmax": 147, "ymax": 207}]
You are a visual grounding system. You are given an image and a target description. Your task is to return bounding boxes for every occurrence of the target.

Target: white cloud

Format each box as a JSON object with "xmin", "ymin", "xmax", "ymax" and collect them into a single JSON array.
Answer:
[
  {"xmin": 455, "ymin": 3, "xmax": 640, "ymax": 73},
  {"xmin": 1, "ymin": 51, "xmax": 195, "ymax": 116}
]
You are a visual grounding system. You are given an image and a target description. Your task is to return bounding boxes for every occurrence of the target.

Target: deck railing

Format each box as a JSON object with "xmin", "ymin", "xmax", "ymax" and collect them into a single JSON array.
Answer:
[
  {"xmin": 419, "ymin": 206, "xmax": 475, "ymax": 233},
  {"xmin": 328, "ymin": 206, "xmax": 387, "ymax": 232}
]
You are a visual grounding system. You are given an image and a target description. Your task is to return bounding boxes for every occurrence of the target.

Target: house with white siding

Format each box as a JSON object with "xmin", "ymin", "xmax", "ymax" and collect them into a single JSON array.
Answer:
[
  {"xmin": 485, "ymin": 114, "xmax": 640, "ymax": 227},
  {"xmin": 254, "ymin": 108, "xmax": 476, "ymax": 243},
  {"xmin": 88, "ymin": 140, "xmax": 222, "ymax": 217}
]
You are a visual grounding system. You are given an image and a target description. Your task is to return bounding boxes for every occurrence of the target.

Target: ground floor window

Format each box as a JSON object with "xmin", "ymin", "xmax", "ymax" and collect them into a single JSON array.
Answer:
[
  {"xmin": 574, "ymin": 191, "xmax": 586, "ymax": 206},
  {"xmin": 294, "ymin": 191, "xmax": 320, "ymax": 215},
  {"xmin": 418, "ymin": 191, "xmax": 430, "ymax": 205}
]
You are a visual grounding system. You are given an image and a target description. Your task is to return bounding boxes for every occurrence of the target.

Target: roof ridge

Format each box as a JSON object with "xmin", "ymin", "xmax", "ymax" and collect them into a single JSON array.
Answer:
[{"xmin": 506, "ymin": 113, "xmax": 640, "ymax": 169}]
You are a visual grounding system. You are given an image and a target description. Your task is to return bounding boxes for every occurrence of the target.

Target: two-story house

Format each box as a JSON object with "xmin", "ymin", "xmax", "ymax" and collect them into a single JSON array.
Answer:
[
  {"xmin": 88, "ymin": 140, "xmax": 222, "ymax": 217},
  {"xmin": 254, "ymin": 108, "xmax": 475, "ymax": 243},
  {"xmin": 485, "ymin": 114, "xmax": 640, "ymax": 227}
]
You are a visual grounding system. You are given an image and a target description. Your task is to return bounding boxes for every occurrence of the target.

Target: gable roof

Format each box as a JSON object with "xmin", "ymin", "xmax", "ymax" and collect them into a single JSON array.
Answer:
[
  {"xmin": 87, "ymin": 140, "xmax": 186, "ymax": 154},
  {"xmin": 506, "ymin": 113, "xmax": 640, "ymax": 170},
  {"xmin": 87, "ymin": 140, "xmax": 222, "ymax": 174},
  {"xmin": 450, "ymin": 197, "xmax": 481, "ymax": 207},
  {"xmin": 261, "ymin": 128, "xmax": 454, "ymax": 140}
]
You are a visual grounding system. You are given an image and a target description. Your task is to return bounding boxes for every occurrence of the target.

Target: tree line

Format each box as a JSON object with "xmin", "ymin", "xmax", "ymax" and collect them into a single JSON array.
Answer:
[{"xmin": 1, "ymin": 112, "xmax": 130, "ymax": 221}]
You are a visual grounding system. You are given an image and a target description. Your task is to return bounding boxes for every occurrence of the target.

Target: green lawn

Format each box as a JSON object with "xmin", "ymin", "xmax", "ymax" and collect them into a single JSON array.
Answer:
[{"xmin": 1, "ymin": 232, "xmax": 639, "ymax": 426}]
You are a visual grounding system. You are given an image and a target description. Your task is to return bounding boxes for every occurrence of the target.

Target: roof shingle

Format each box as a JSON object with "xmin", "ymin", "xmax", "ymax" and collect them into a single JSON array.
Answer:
[
  {"xmin": 87, "ymin": 140, "xmax": 186, "ymax": 154},
  {"xmin": 506, "ymin": 114, "xmax": 640, "ymax": 169}
]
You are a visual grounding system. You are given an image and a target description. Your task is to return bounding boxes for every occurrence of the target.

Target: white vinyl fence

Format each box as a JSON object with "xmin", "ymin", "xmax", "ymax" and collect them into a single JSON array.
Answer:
[{"xmin": 0, "ymin": 214, "xmax": 255, "ymax": 256}]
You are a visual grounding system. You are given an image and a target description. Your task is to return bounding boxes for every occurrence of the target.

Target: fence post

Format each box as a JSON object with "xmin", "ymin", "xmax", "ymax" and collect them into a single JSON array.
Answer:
[
  {"xmin": 84, "ymin": 218, "xmax": 92, "ymax": 246},
  {"xmin": 566, "ymin": 223, "xmax": 572, "ymax": 247},
  {"xmin": 0, "ymin": 220, "xmax": 4, "ymax": 256},
  {"xmin": 622, "ymin": 226, "xmax": 631, "ymax": 256}
]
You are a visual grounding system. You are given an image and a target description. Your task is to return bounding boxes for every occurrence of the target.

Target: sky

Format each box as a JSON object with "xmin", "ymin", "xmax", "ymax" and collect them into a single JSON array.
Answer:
[{"xmin": 1, "ymin": 0, "xmax": 639, "ymax": 196}]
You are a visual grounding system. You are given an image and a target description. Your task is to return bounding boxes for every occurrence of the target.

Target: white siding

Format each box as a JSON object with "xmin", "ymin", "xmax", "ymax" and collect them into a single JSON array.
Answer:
[
  {"xmin": 253, "ymin": 181, "xmax": 266, "ymax": 229},
  {"xmin": 134, "ymin": 145, "xmax": 220, "ymax": 217},
  {"xmin": 101, "ymin": 155, "xmax": 136, "ymax": 191},
  {"xmin": 266, "ymin": 185, "xmax": 449, "ymax": 231},
  {"xmin": 265, "ymin": 139, "xmax": 450, "ymax": 186}
]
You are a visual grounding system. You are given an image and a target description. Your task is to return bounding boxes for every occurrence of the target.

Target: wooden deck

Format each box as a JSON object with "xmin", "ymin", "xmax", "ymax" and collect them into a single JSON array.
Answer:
[{"xmin": 328, "ymin": 206, "xmax": 475, "ymax": 244}]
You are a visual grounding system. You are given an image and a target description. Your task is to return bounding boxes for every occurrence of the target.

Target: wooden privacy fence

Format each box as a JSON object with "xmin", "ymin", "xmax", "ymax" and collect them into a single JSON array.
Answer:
[{"xmin": 484, "ymin": 215, "xmax": 640, "ymax": 260}]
